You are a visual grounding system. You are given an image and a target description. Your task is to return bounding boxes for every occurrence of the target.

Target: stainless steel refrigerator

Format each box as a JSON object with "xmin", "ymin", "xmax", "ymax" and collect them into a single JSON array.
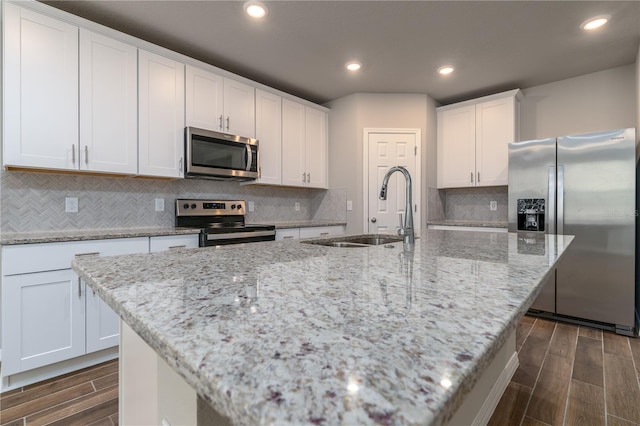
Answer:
[{"xmin": 508, "ymin": 128, "xmax": 638, "ymax": 336}]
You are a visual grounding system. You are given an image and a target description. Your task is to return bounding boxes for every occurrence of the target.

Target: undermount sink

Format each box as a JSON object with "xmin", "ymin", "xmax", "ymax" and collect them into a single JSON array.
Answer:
[{"xmin": 303, "ymin": 234, "xmax": 404, "ymax": 248}]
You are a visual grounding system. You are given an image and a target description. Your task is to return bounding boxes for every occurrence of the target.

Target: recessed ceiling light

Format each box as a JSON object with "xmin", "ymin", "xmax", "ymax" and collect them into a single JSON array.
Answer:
[
  {"xmin": 345, "ymin": 61, "xmax": 362, "ymax": 72},
  {"xmin": 580, "ymin": 15, "xmax": 610, "ymax": 31},
  {"xmin": 438, "ymin": 65, "xmax": 455, "ymax": 75},
  {"xmin": 244, "ymin": 1, "xmax": 268, "ymax": 18}
]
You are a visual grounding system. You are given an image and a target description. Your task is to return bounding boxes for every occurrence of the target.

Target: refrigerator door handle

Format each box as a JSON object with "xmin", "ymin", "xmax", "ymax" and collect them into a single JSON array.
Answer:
[
  {"xmin": 557, "ymin": 165, "xmax": 565, "ymax": 235},
  {"xmin": 548, "ymin": 166, "xmax": 556, "ymax": 234}
]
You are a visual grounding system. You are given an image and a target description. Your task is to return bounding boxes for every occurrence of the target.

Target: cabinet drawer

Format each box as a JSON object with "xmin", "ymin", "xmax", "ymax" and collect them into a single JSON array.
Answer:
[
  {"xmin": 299, "ymin": 225, "xmax": 345, "ymax": 239},
  {"xmin": 2, "ymin": 237, "xmax": 149, "ymax": 276},
  {"xmin": 149, "ymin": 234, "xmax": 199, "ymax": 252},
  {"xmin": 275, "ymin": 229, "xmax": 300, "ymax": 241}
]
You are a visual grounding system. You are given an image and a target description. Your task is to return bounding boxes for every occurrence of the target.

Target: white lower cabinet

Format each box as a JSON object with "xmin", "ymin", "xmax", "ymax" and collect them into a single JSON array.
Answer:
[
  {"xmin": 1, "ymin": 237, "xmax": 148, "ymax": 388},
  {"xmin": 276, "ymin": 225, "xmax": 345, "ymax": 241},
  {"xmin": 2, "ymin": 270, "xmax": 85, "ymax": 376}
]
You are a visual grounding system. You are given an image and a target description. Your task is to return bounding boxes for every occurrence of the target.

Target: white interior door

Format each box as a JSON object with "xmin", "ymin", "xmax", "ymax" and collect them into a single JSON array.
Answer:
[{"xmin": 367, "ymin": 131, "xmax": 420, "ymax": 234}]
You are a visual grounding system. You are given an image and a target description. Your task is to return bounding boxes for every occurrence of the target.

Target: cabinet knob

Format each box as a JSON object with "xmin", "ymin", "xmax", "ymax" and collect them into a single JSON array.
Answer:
[
  {"xmin": 371, "ymin": 217, "xmax": 377, "ymax": 223},
  {"xmin": 71, "ymin": 144, "xmax": 76, "ymax": 164},
  {"xmin": 470, "ymin": 172, "xmax": 474, "ymax": 183},
  {"xmin": 219, "ymin": 115, "xmax": 223, "ymax": 130}
]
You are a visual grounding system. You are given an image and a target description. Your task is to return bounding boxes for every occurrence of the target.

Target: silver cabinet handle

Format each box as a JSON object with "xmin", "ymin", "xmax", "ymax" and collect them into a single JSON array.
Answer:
[
  {"xmin": 371, "ymin": 217, "xmax": 377, "ymax": 223},
  {"xmin": 78, "ymin": 280, "xmax": 82, "ymax": 298},
  {"xmin": 307, "ymin": 173, "xmax": 310, "ymax": 183},
  {"xmin": 283, "ymin": 236, "xmax": 294, "ymax": 239},
  {"xmin": 84, "ymin": 146, "xmax": 89, "ymax": 165},
  {"xmin": 179, "ymin": 157, "xmax": 183, "ymax": 171},
  {"xmin": 470, "ymin": 172, "xmax": 473, "ymax": 183},
  {"xmin": 75, "ymin": 252, "xmax": 100, "ymax": 257},
  {"xmin": 477, "ymin": 171, "xmax": 480, "ymax": 183},
  {"xmin": 302, "ymin": 173, "xmax": 306, "ymax": 183},
  {"xmin": 320, "ymin": 232, "xmax": 329, "ymax": 236},
  {"xmin": 72, "ymin": 144, "xmax": 76, "ymax": 164},
  {"xmin": 219, "ymin": 115, "xmax": 223, "ymax": 130},
  {"xmin": 168, "ymin": 245, "xmax": 186, "ymax": 250},
  {"xmin": 226, "ymin": 116, "xmax": 230, "ymax": 131}
]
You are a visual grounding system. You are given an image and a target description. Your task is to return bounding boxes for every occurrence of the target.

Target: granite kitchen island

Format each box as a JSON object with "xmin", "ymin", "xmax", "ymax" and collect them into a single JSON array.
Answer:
[{"xmin": 72, "ymin": 230, "xmax": 572, "ymax": 425}]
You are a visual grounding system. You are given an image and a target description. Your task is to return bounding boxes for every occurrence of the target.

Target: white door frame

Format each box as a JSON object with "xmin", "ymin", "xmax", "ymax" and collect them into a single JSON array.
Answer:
[{"xmin": 363, "ymin": 128, "xmax": 422, "ymax": 233}]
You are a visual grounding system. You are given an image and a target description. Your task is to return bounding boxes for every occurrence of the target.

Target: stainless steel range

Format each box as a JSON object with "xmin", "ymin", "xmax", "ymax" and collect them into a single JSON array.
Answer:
[{"xmin": 175, "ymin": 199, "xmax": 275, "ymax": 247}]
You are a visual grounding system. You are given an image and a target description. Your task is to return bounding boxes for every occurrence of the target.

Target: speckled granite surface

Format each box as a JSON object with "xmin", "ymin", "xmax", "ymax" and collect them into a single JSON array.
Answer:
[
  {"xmin": 0, "ymin": 227, "xmax": 201, "ymax": 245},
  {"xmin": 72, "ymin": 230, "xmax": 572, "ymax": 425},
  {"xmin": 427, "ymin": 220, "xmax": 508, "ymax": 228}
]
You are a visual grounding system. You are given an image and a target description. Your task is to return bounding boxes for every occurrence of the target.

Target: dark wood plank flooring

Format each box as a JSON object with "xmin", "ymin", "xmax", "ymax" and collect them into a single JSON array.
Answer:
[
  {"xmin": 2, "ymin": 316, "xmax": 640, "ymax": 425},
  {"xmin": 490, "ymin": 316, "xmax": 640, "ymax": 426},
  {"xmin": 0, "ymin": 359, "xmax": 118, "ymax": 426}
]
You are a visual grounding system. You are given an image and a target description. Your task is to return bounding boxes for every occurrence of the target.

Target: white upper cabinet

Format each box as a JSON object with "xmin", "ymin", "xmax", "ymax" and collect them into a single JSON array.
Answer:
[
  {"xmin": 138, "ymin": 49, "xmax": 185, "ymax": 178},
  {"xmin": 79, "ymin": 29, "xmax": 138, "ymax": 174},
  {"xmin": 185, "ymin": 65, "xmax": 255, "ymax": 138},
  {"xmin": 304, "ymin": 107, "xmax": 328, "ymax": 188},
  {"xmin": 282, "ymin": 99, "xmax": 307, "ymax": 187},
  {"xmin": 3, "ymin": 3, "xmax": 79, "ymax": 170},
  {"xmin": 253, "ymin": 89, "xmax": 282, "ymax": 185},
  {"xmin": 282, "ymin": 99, "xmax": 328, "ymax": 188},
  {"xmin": 437, "ymin": 89, "xmax": 521, "ymax": 188}
]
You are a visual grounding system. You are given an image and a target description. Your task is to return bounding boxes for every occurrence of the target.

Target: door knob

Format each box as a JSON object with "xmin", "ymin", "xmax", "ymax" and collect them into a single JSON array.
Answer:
[{"xmin": 371, "ymin": 217, "xmax": 377, "ymax": 223}]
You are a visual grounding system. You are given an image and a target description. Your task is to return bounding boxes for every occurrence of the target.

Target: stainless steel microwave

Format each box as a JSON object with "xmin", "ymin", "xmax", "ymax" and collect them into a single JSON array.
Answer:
[{"xmin": 184, "ymin": 127, "xmax": 259, "ymax": 180}]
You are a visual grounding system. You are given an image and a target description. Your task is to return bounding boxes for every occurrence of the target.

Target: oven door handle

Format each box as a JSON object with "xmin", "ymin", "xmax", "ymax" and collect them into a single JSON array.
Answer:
[
  {"xmin": 245, "ymin": 145, "xmax": 252, "ymax": 172},
  {"xmin": 206, "ymin": 230, "xmax": 275, "ymax": 241}
]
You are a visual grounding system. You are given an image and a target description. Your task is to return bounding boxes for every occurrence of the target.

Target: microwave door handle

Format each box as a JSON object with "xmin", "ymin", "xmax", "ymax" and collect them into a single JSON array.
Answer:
[{"xmin": 245, "ymin": 145, "xmax": 252, "ymax": 171}]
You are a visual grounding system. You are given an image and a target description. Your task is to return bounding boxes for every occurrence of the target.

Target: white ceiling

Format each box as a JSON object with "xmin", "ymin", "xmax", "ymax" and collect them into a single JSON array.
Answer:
[{"xmin": 41, "ymin": 0, "xmax": 640, "ymax": 106}]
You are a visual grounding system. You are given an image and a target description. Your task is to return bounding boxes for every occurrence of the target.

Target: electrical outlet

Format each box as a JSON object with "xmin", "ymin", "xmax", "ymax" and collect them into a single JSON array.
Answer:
[
  {"xmin": 347, "ymin": 200, "xmax": 353, "ymax": 211},
  {"xmin": 65, "ymin": 197, "xmax": 78, "ymax": 213},
  {"xmin": 248, "ymin": 201, "xmax": 255, "ymax": 212},
  {"xmin": 490, "ymin": 201, "xmax": 497, "ymax": 211},
  {"xmin": 155, "ymin": 198, "xmax": 165, "ymax": 212},
  {"xmin": 294, "ymin": 202, "xmax": 300, "ymax": 212}
]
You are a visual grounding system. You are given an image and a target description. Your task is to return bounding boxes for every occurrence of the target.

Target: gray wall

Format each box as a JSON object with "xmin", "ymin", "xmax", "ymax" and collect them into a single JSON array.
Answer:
[
  {"xmin": 326, "ymin": 93, "xmax": 432, "ymax": 234},
  {"xmin": 520, "ymin": 64, "xmax": 637, "ymax": 141}
]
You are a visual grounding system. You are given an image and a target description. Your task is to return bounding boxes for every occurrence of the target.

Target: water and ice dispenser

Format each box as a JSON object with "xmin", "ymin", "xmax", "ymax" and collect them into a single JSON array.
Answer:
[{"xmin": 516, "ymin": 199, "xmax": 545, "ymax": 232}]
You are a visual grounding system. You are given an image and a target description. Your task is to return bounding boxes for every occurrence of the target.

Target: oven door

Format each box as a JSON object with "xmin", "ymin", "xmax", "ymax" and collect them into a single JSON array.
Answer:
[
  {"xmin": 185, "ymin": 127, "xmax": 258, "ymax": 180},
  {"xmin": 200, "ymin": 230, "xmax": 275, "ymax": 247}
]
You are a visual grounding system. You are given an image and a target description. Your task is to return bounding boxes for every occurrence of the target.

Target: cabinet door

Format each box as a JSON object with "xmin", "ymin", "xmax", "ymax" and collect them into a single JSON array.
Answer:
[
  {"xmin": 223, "ymin": 78, "xmax": 255, "ymax": 138},
  {"xmin": 79, "ymin": 29, "xmax": 137, "ymax": 174},
  {"xmin": 2, "ymin": 270, "xmax": 85, "ymax": 375},
  {"xmin": 304, "ymin": 107, "xmax": 328, "ymax": 189},
  {"xmin": 138, "ymin": 49, "xmax": 185, "ymax": 178},
  {"xmin": 253, "ymin": 89, "xmax": 282, "ymax": 185},
  {"xmin": 85, "ymin": 280, "xmax": 119, "ymax": 353},
  {"xmin": 281, "ymin": 99, "xmax": 306, "ymax": 187},
  {"xmin": 437, "ymin": 105, "xmax": 476, "ymax": 188},
  {"xmin": 3, "ymin": 3, "xmax": 78, "ymax": 170},
  {"xmin": 475, "ymin": 97, "xmax": 516, "ymax": 187},
  {"xmin": 185, "ymin": 65, "xmax": 224, "ymax": 132}
]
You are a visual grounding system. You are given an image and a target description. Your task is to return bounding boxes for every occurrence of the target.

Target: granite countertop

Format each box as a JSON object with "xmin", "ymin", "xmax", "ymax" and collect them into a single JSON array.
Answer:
[
  {"xmin": 261, "ymin": 220, "xmax": 347, "ymax": 229},
  {"xmin": 427, "ymin": 220, "xmax": 508, "ymax": 229},
  {"xmin": 72, "ymin": 230, "xmax": 572, "ymax": 425},
  {"xmin": 0, "ymin": 227, "xmax": 201, "ymax": 245}
]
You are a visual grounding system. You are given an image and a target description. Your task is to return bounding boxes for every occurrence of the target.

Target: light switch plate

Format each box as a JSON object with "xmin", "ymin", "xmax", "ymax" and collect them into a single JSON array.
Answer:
[
  {"xmin": 490, "ymin": 201, "xmax": 497, "ymax": 211},
  {"xmin": 295, "ymin": 202, "xmax": 300, "ymax": 212},
  {"xmin": 65, "ymin": 197, "xmax": 78, "ymax": 213},
  {"xmin": 155, "ymin": 198, "xmax": 165, "ymax": 212},
  {"xmin": 248, "ymin": 201, "xmax": 255, "ymax": 212},
  {"xmin": 347, "ymin": 200, "xmax": 353, "ymax": 211}
]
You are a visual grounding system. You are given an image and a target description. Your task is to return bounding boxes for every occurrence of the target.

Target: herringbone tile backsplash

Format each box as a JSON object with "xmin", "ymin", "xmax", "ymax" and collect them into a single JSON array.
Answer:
[{"xmin": 0, "ymin": 171, "xmax": 347, "ymax": 233}]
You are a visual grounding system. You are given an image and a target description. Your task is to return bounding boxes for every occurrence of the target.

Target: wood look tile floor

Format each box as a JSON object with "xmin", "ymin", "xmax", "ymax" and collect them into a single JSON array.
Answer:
[
  {"xmin": 0, "ymin": 359, "xmax": 118, "ymax": 426},
  {"xmin": 1, "ymin": 316, "xmax": 639, "ymax": 426}
]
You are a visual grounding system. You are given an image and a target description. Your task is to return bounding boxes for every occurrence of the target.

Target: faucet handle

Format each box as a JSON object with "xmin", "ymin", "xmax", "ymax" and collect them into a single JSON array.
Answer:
[{"xmin": 398, "ymin": 213, "xmax": 406, "ymax": 236}]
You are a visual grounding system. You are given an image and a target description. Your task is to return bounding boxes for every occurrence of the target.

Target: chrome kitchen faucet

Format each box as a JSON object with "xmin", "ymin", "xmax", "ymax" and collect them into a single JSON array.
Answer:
[{"xmin": 379, "ymin": 166, "xmax": 415, "ymax": 247}]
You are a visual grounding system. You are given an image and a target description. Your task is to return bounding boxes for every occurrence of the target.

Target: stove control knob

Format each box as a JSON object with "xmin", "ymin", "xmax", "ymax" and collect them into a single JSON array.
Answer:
[
  {"xmin": 183, "ymin": 203, "xmax": 189, "ymax": 209},
  {"xmin": 236, "ymin": 205, "xmax": 242, "ymax": 211},
  {"xmin": 191, "ymin": 204, "xmax": 197, "ymax": 209},
  {"xmin": 230, "ymin": 204, "xmax": 236, "ymax": 209}
]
